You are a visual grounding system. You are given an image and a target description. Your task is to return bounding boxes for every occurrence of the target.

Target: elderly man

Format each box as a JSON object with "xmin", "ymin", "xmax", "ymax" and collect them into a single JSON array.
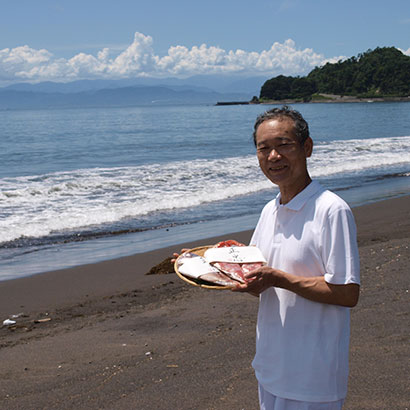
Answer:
[{"xmin": 235, "ymin": 106, "xmax": 360, "ymax": 410}]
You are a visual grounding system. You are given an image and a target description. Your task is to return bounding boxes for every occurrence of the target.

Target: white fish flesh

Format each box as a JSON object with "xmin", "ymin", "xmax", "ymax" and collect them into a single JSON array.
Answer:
[
  {"xmin": 204, "ymin": 241, "xmax": 266, "ymax": 284},
  {"xmin": 177, "ymin": 252, "xmax": 239, "ymax": 287}
]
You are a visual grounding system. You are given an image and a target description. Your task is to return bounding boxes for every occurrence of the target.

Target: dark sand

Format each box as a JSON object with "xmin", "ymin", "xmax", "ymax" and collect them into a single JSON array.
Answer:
[{"xmin": 0, "ymin": 196, "xmax": 409, "ymax": 410}]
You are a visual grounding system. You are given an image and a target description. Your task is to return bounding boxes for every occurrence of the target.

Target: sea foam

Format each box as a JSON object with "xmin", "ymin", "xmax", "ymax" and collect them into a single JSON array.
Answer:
[{"xmin": 1, "ymin": 135, "xmax": 409, "ymax": 244}]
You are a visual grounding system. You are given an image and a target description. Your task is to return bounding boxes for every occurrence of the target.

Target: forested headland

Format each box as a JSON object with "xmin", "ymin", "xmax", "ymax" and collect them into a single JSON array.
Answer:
[{"xmin": 257, "ymin": 47, "xmax": 410, "ymax": 102}]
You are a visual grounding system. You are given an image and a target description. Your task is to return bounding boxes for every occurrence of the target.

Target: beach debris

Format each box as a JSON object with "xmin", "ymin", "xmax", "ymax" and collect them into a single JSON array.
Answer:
[
  {"xmin": 146, "ymin": 257, "xmax": 174, "ymax": 275},
  {"xmin": 2, "ymin": 312, "xmax": 28, "ymax": 327},
  {"xmin": 2, "ymin": 319, "xmax": 17, "ymax": 326},
  {"xmin": 34, "ymin": 317, "xmax": 52, "ymax": 323},
  {"xmin": 10, "ymin": 313, "xmax": 25, "ymax": 319}
]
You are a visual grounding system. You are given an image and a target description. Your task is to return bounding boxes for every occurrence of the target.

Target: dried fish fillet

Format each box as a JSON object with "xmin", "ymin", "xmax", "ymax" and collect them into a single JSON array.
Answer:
[
  {"xmin": 177, "ymin": 252, "xmax": 239, "ymax": 287},
  {"xmin": 204, "ymin": 242, "xmax": 266, "ymax": 284}
]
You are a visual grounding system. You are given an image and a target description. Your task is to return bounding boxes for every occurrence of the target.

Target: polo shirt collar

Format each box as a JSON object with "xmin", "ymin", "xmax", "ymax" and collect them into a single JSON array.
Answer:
[{"xmin": 275, "ymin": 180, "xmax": 323, "ymax": 211}]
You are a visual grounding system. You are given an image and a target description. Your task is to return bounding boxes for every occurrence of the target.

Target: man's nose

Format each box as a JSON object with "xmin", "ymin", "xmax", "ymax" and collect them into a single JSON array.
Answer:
[{"xmin": 267, "ymin": 147, "xmax": 281, "ymax": 160}]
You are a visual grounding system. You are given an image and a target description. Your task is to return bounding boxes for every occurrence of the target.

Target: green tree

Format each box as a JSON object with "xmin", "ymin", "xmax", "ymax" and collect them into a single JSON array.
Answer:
[
  {"xmin": 260, "ymin": 47, "xmax": 410, "ymax": 100},
  {"xmin": 260, "ymin": 75, "xmax": 295, "ymax": 100}
]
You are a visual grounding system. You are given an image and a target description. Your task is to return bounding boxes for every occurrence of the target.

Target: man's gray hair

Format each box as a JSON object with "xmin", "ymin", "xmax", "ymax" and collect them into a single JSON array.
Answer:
[{"xmin": 253, "ymin": 106, "xmax": 310, "ymax": 146}]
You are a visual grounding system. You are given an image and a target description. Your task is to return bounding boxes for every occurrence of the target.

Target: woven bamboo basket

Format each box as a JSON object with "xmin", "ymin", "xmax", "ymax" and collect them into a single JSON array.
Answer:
[{"xmin": 174, "ymin": 245, "xmax": 232, "ymax": 290}]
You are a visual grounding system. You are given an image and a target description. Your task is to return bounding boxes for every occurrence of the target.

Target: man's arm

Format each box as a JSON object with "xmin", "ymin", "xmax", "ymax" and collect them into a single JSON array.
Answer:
[{"xmin": 233, "ymin": 266, "xmax": 360, "ymax": 307}]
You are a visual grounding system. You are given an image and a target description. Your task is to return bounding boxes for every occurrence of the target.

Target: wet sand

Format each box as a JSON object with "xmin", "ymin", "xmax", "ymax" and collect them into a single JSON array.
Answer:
[{"xmin": 0, "ymin": 195, "xmax": 409, "ymax": 409}]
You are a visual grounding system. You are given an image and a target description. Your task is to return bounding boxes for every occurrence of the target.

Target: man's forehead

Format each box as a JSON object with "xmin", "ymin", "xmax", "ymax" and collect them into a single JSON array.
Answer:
[
  {"xmin": 256, "ymin": 117, "xmax": 297, "ymax": 139},
  {"xmin": 260, "ymin": 116, "xmax": 295, "ymax": 127}
]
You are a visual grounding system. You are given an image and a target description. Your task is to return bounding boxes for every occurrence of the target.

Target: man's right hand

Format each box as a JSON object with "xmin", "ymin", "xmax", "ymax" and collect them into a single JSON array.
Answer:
[{"xmin": 171, "ymin": 248, "xmax": 189, "ymax": 263}]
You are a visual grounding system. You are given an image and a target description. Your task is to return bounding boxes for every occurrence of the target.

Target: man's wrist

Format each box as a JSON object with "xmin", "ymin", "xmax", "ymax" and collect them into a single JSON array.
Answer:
[{"xmin": 269, "ymin": 268, "xmax": 286, "ymax": 289}]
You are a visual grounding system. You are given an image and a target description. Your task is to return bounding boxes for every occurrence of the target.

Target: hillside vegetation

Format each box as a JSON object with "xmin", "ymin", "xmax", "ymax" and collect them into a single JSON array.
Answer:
[{"xmin": 259, "ymin": 47, "xmax": 410, "ymax": 101}]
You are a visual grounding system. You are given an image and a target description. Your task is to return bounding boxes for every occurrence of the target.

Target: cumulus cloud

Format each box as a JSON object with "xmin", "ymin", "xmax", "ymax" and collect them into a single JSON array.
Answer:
[
  {"xmin": 0, "ymin": 45, "xmax": 52, "ymax": 80},
  {"xmin": 0, "ymin": 32, "xmax": 363, "ymax": 83}
]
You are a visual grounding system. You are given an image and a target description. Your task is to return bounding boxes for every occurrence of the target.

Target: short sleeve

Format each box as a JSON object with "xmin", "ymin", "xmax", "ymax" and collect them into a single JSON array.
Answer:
[{"xmin": 321, "ymin": 206, "xmax": 360, "ymax": 285}]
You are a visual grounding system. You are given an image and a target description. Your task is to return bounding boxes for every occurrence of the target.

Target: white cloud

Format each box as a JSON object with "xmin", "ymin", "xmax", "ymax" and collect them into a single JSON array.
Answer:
[
  {"xmin": 0, "ymin": 45, "xmax": 52, "ymax": 80},
  {"xmin": 0, "ymin": 32, "xmax": 378, "ymax": 83},
  {"xmin": 320, "ymin": 55, "xmax": 347, "ymax": 65},
  {"xmin": 400, "ymin": 47, "xmax": 410, "ymax": 56}
]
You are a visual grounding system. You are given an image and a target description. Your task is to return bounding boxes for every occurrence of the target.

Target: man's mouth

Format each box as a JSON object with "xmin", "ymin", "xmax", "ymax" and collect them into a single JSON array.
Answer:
[{"xmin": 269, "ymin": 165, "xmax": 287, "ymax": 172}]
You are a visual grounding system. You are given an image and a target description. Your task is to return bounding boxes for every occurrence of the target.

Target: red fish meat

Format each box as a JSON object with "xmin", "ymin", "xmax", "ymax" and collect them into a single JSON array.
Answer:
[{"xmin": 209, "ymin": 240, "xmax": 265, "ymax": 284}]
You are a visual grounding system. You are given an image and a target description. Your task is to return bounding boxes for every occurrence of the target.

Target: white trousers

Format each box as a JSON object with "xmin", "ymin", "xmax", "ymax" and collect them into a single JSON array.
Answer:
[{"xmin": 259, "ymin": 384, "xmax": 344, "ymax": 410}]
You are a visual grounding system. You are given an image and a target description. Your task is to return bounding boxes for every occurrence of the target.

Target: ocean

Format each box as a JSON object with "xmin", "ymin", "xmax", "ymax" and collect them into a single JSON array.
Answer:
[{"xmin": 1, "ymin": 102, "xmax": 410, "ymax": 280}]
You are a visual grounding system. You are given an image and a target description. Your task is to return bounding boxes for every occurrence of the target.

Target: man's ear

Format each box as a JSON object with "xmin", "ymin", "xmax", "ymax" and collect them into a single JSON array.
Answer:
[{"xmin": 304, "ymin": 137, "xmax": 313, "ymax": 158}]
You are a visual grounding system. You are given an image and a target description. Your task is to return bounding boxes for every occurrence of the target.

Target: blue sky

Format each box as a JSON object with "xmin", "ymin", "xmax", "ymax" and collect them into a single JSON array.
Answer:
[{"xmin": 1, "ymin": 0, "xmax": 409, "ymax": 84}]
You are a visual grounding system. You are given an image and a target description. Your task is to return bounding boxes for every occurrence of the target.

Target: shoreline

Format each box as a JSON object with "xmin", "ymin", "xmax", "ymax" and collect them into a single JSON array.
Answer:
[
  {"xmin": 216, "ymin": 95, "xmax": 410, "ymax": 105},
  {"xmin": 0, "ymin": 194, "xmax": 409, "ymax": 315},
  {"xmin": 0, "ymin": 195, "xmax": 409, "ymax": 409},
  {"xmin": 3, "ymin": 174, "xmax": 410, "ymax": 282}
]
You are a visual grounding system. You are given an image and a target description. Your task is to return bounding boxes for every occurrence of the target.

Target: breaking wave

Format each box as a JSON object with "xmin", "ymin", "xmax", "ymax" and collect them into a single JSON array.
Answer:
[{"xmin": 1, "ymin": 135, "xmax": 409, "ymax": 244}]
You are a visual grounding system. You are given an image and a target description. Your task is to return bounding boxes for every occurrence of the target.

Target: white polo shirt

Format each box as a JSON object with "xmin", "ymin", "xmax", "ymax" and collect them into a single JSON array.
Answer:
[{"xmin": 250, "ymin": 180, "xmax": 360, "ymax": 402}]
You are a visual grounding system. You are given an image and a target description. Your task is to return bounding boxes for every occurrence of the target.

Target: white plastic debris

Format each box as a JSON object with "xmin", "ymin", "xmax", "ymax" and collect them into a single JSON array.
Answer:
[{"xmin": 3, "ymin": 319, "xmax": 16, "ymax": 326}]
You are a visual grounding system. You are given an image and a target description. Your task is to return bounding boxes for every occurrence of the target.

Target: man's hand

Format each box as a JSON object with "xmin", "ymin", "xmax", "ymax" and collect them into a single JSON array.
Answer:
[
  {"xmin": 232, "ymin": 266, "xmax": 282, "ymax": 296},
  {"xmin": 233, "ymin": 266, "xmax": 360, "ymax": 307},
  {"xmin": 171, "ymin": 248, "xmax": 189, "ymax": 263}
]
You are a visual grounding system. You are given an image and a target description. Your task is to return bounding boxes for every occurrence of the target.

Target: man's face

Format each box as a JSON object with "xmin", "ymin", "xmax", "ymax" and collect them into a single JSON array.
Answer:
[{"xmin": 255, "ymin": 117, "xmax": 312, "ymax": 190}]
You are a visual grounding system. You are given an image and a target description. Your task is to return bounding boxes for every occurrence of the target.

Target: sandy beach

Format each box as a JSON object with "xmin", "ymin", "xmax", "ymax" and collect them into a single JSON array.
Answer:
[{"xmin": 0, "ymin": 195, "xmax": 409, "ymax": 410}]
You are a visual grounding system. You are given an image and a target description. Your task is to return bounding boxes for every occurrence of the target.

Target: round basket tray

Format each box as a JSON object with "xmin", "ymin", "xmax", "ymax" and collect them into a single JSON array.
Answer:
[{"xmin": 174, "ymin": 245, "xmax": 232, "ymax": 290}]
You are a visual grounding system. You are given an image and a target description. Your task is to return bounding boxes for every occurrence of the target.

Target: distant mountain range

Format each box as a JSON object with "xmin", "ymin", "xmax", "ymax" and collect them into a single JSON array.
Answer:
[{"xmin": 0, "ymin": 75, "xmax": 267, "ymax": 109}]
